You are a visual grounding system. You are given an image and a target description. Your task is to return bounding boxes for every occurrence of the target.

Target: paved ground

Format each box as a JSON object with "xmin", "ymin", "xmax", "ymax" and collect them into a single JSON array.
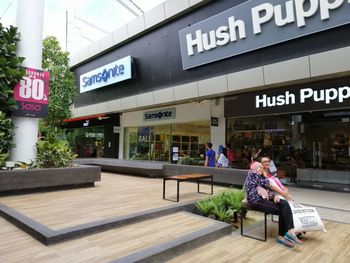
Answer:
[{"xmin": 288, "ymin": 186, "xmax": 350, "ymax": 224}]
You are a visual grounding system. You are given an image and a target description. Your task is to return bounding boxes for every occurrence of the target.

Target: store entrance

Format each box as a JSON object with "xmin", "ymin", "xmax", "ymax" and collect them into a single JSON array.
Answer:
[
  {"xmin": 227, "ymin": 110, "xmax": 350, "ymax": 186},
  {"xmin": 67, "ymin": 126, "xmax": 104, "ymax": 158}
]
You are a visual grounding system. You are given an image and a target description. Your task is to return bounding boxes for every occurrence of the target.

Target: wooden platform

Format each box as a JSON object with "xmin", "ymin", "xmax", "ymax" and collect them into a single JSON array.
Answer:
[
  {"xmin": 1, "ymin": 172, "xmax": 349, "ymax": 262},
  {"xmin": 0, "ymin": 173, "xmax": 226, "ymax": 230},
  {"xmin": 0, "ymin": 212, "xmax": 213, "ymax": 263},
  {"xmin": 168, "ymin": 220, "xmax": 350, "ymax": 263}
]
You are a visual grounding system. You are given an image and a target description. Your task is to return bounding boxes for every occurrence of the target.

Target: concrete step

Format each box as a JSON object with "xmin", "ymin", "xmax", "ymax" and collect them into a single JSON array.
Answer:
[{"xmin": 0, "ymin": 211, "xmax": 231, "ymax": 263}]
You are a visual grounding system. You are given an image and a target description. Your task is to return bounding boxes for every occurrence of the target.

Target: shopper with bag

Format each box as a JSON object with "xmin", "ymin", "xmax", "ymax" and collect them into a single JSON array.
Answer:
[
  {"xmin": 260, "ymin": 157, "xmax": 326, "ymax": 233},
  {"xmin": 245, "ymin": 162, "xmax": 303, "ymax": 248}
]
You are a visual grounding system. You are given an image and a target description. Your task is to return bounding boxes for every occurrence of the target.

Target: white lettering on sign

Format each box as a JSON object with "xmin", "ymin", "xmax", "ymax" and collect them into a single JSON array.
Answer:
[
  {"xmin": 80, "ymin": 56, "xmax": 132, "ymax": 93},
  {"xmin": 19, "ymin": 77, "xmax": 45, "ymax": 101},
  {"xmin": 186, "ymin": 16, "xmax": 246, "ymax": 56},
  {"xmin": 143, "ymin": 108, "xmax": 176, "ymax": 121},
  {"xmin": 256, "ymin": 91, "xmax": 296, "ymax": 108},
  {"xmin": 184, "ymin": 0, "xmax": 350, "ymax": 57},
  {"xmin": 256, "ymin": 86, "xmax": 350, "ymax": 108}
]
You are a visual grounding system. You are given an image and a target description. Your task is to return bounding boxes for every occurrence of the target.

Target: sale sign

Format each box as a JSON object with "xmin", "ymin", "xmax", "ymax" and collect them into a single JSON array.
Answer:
[{"xmin": 12, "ymin": 67, "xmax": 50, "ymax": 118}]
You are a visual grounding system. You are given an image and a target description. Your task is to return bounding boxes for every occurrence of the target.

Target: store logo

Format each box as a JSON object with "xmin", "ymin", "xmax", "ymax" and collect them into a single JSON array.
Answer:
[
  {"xmin": 179, "ymin": 0, "xmax": 350, "ymax": 69},
  {"xmin": 79, "ymin": 56, "xmax": 132, "ymax": 93},
  {"xmin": 255, "ymin": 86, "xmax": 350, "ymax": 108},
  {"xmin": 143, "ymin": 108, "xmax": 176, "ymax": 121}
]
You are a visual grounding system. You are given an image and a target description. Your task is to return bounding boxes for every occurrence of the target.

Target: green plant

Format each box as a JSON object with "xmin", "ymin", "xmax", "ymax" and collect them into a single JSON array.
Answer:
[
  {"xmin": 195, "ymin": 199, "xmax": 215, "ymax": 217},
  {"xmin": 212, "ymin": 202, "xmax": 231, "ymax": 223},
  {"xmin": 35, "ymin": 139, "xmax": 77, "ymax": 168},
  {"xmin": 41, "ymin": 36, "xmax": 76, "ymax": 126},
  {"xmin": 0, "ymin": 153, "xmax": 9, "ymax": 167},
  {"xmin": 0, "ymin": 111, "xmax": 15, "ymax": 166},
  {"xmin": 223, "ymin": 189, "xmax": 245, "ymax": 213},
  {"xmin": 196, "ymin": 189, "xmax": 245, "ymax": 224},
  {"xmin": 0, "ymin": 23, "xmax": 25, "ymax": 113}
]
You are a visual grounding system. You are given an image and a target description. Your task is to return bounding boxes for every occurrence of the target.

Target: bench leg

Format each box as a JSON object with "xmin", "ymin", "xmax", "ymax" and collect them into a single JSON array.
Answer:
[
  {"xmin": 211, "ymin": 175, "xmax": 213, "ymax": 195},
  {"xmin": 177, "ymin": 180, "xmax": 180, "ymax": 202},
  {"xmin": 197, "ymin": 179, "xmax": 200, "ymax": 193},
  {"xmin": 163, "ymin": 178, "xmax": 166, "ymax": 199},
  {"xmin": 241, "ymin": 211, "xmax": 268, "ymax": 242}
]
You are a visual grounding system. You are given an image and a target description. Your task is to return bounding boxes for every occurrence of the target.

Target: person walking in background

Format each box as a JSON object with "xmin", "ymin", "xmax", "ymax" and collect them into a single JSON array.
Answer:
[
  {"xmin": 217, "ymin": 147, "xmax": 229, "ymax": 168},
  {"xmin": 217, "ymin": 144, "xmax": 224, "ymax": 159},
  {"xmin": 204, "ymin": 142, "xmax": 216, "ymax": 167},
  {"xmin": 226, "ymin": 143, "xmax": 235, "ymax": 167}
]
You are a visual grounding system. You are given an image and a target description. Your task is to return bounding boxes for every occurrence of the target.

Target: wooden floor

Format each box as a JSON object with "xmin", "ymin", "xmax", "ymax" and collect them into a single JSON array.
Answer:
[
  {"xmin": 168, "ymin": 220, "xmax": 350, "ymax": 263},
  {"xmin": 1, "ymin": 172, "xmax": 349, "ymax": 262},
  {"xmin": 0, "ymin": 173, "xmax": 226, "ymax": 230},
  {"xmin": 0, "ymin": 212, "xmax": 212, "ymax": 263}
]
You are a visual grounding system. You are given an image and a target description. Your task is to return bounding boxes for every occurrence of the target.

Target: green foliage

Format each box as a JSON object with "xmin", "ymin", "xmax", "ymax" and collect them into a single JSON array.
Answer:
[
  {"xmin": 212, "ymin": 203, "xmax": 232, "ymax": 223},
  {"xmin": 223, "ymin": 189, "xmax": 245, "ymax": 212},
  {"xmin": 42, "ymin": 36, "xmax": 76, "ymax": 126},
  {"xmin": 0, "ymin": 23, "xmax": 25, "ymax": 113},
  {"xmin": 0, "ymin": 111, "xmax": 15, "ymax": 166},
  {"xmin": 195, "ymin": 189, "xmax": 245, "ymax": 223},
  {"xmin": 195, "ymin": 199, "xmax": 215, "ymax": 217},
  {"xmin": 36, "ymin": 137, "xmax": 77, "ymax": 168},
  {"xmin": 0, "ymin": 153, "xmax": 9, "ymax": 167}
]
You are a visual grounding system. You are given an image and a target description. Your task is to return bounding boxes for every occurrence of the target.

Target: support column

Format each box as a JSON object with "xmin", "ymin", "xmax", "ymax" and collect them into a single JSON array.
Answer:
[{"xmin": 11, "ymin": 0, "xmax": 45, "ymax": 162}]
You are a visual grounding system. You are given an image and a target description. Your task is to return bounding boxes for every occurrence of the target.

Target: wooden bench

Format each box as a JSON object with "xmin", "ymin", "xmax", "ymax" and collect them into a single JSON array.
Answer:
[
  {"xmin": 163, "ymin": 174, "xmax": 213, "ymax": 202},
  {"xmin": 241, "ymin": 202, "xmax": 278, "ymax": 242}
]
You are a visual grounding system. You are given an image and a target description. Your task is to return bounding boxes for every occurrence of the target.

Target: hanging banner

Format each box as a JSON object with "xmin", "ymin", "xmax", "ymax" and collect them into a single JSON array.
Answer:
[{"xmin": 12, "ymin": 67, "xmax": 50, "ymax": 118}]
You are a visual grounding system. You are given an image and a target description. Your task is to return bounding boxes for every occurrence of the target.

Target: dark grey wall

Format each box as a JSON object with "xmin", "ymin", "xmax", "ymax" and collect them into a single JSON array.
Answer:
[{"xmin": 73, "ymin": 0, "xmax": 350, "ymax": 108}]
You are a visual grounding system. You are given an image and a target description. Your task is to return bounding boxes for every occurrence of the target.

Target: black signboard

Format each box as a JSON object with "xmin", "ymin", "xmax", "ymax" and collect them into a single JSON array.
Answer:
[
  {"xmin": 225, "ymin": 78, "xmax": 350, "ymax": 118},
  {"xmin": 211, "ymin": 117, "xmax": 219, "ymax": 127}
]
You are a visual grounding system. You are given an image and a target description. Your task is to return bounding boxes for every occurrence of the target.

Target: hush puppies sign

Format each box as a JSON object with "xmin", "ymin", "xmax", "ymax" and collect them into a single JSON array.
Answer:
[{"xmin": 179, "ymin": 0, "xmax": 350, "ymax": 69}]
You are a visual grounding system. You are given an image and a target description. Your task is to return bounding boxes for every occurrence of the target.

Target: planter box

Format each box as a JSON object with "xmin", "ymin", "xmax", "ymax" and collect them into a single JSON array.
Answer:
[{"xmin": 0, "ymin": 165, "xmax": 101, "ymax": 193}]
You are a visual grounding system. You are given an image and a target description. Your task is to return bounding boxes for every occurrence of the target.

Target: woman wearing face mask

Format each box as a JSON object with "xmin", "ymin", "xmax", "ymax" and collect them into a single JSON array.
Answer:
[{"xmin": 245, "ymin": 162, "xmax": 303, "ymax": 248}]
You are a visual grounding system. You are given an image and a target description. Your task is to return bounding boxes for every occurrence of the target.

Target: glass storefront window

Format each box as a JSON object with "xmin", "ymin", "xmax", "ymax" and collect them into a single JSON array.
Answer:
[
  {"xmin": 226, "ymin": 110, "xmax": 350, "ymax": 184},
  {"xmin": 66, "ymin": 126, "xmax": 104, "ymax": 158},
  {"xmin": 124, "ymin": 121, "xmax": 210, "ymax": 165}
]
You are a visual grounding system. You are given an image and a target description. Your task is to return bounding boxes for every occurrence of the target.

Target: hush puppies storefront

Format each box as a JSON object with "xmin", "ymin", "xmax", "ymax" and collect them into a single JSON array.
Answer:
[
  {"xmin": 225, "ymin": 78, "xmax": 350, "ymax": 189},
  {"xmin": 69, "ymin": 0, "xmax": 350, "ymax": 190},
  {"xmin": 178, "ymin": 0, "xmax": 350, "ymax": 188}
]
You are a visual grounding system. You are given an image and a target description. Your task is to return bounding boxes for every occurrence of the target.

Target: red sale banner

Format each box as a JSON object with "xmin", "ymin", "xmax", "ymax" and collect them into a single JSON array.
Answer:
[{"xmin": 12, "ymin": 67, "xmax": 50, "ymax": 118}]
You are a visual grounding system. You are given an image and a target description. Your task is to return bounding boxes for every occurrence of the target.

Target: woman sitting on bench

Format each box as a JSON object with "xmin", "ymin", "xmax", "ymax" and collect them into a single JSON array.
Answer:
[{"xmin": 245, "ymin": 162, "xmax": 303, "ymax": 248}]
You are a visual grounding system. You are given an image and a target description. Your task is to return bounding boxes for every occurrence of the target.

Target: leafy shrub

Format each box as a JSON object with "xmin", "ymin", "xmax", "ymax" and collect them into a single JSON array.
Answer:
[
  {"xmin": 223, "ymin": 189, "xmax": 245, "ymax": 212},
  {"xmin": 0, "ymin": 111, "xmax": 15, "ymax": 166},
  {"xmin": 35, "ymin": 139, "xmax": 77, "ymax": 168},
  {"xmin": 0, "ymin": 23, "xmax": 25, "ymax": 113},
  {"xmin": 195, "ymin": 189, "xmax": 245, "ymax": 223},
  {"xmin": 195, "ymin": 199, "xmax": 215, "ymax": 217}
]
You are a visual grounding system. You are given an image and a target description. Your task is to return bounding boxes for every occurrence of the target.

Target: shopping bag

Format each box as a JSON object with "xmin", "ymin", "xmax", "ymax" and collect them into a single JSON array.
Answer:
[{"xmin": 289, "ymin": 201, "xmax": 327, "ymax": 233}]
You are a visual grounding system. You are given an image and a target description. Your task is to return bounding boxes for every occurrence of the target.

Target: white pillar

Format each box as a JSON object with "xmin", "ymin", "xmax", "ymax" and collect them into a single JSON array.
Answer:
[{"xmin": 11, "ymin": 0, "xmax": 45, "ymax": 162}]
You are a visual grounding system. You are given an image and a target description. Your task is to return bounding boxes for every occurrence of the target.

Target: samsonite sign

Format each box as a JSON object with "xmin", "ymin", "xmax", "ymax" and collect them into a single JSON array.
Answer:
[
  {"xmin": 225, "ymin": 81, "xmax": 350, "ymax": 118},
  {"xmin": 179, "ymin": 0, "xmax": 350, "ymax": 70},
  {"xmin": 12, "ymin": 67, "xmax": 50, "ymax": 118},
  {"xmin": 80, "ymin": 56, "xmax": 132, "ymax": 93}
]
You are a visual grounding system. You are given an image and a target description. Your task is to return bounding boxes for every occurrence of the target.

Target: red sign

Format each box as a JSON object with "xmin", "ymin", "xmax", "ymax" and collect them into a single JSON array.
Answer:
[{"xmin": 12, "ymin": 67, "xmax": 50, "ymax": 118}]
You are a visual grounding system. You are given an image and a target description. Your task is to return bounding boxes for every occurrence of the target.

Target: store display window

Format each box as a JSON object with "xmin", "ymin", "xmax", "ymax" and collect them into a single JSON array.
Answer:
[
  {"xmin": 124, "ymin": 121, "xmax": 210, "ymax": 165},
  {"xmin": 226, "ymin": 110, "xmax": 350, "ymax": 183}
]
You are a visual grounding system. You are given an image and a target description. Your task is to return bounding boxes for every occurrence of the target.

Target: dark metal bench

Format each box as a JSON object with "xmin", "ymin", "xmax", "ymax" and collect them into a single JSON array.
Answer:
[
  {"xmin": 163, "ymin": 174, "xmax": 213, "ymax": 202},
  {"xmin": 241, "ymin": 202, "xmax": 278, "ymax": 242}
]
